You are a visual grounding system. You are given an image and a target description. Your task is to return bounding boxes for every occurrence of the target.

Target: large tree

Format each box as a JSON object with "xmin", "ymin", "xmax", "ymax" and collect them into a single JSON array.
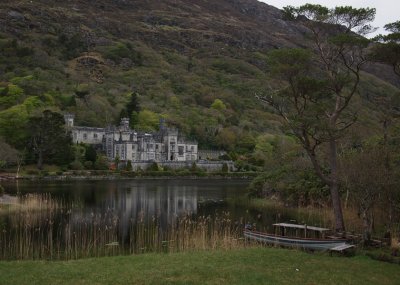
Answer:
[
  {"xmin": 119, "ymin": 91, "xmax": 141, "ymax": 128},
  {"xmin": 371, "ymin": 20, "xmax": 400, "ymax": 77},
  {"xmin": 27, "ymin": 110, "xmax": 73, "ymax": 169},
  {"xmin": 258, "ymin": 5, "xmax": 376, "ymax": 231}
]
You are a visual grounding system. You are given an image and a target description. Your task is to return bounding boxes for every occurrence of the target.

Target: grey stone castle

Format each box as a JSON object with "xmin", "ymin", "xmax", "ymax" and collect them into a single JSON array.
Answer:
[{"xmin": 64, "ymin": 114, "xmax": 198, "ymax": 163}]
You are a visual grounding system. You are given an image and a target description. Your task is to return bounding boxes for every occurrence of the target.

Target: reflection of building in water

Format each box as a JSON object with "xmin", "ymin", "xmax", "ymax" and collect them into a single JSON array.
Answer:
[
  {"xmin": 117, "ymin": 186, "xmax": 197, "ymax": 220},
  {"xmin": 111, "ymin": 185, "xmax": 198, "ymax": 240},
  {"xmin": 69, "ymin": 184, "xmax": 198, "ymax": 240}
]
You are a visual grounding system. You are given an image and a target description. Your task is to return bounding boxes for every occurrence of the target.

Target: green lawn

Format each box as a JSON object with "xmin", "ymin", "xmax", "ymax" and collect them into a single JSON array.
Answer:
[{"xmin": 0, "ymin": 248, "xmax": 398, "ymax": 285}]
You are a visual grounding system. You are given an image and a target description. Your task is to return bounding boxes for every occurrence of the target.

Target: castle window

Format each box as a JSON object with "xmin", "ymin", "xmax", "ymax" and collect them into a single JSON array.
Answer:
[
  {"xmin": 83, "ymin": 133, "xmax": 87, "ymax": 140},
  {"xmin": 178, "ymin": 146, "xmax": 184, "ymax": 156},
  {"xmin": 94, "ymin": 133, "xmax": 98, "ymax": 139}
]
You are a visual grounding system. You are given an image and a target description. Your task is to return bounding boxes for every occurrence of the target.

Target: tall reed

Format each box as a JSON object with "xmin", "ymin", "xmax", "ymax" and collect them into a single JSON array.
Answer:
[{"xmin": 0, "ymin": 194, "xmax": 246, "ymax": 260}]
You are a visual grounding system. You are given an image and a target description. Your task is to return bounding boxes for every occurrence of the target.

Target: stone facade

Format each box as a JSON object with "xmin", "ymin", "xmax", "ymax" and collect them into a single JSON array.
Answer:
[{"xmin": 65, "ymin": 114, "xmax": 198, "ymax": 163}]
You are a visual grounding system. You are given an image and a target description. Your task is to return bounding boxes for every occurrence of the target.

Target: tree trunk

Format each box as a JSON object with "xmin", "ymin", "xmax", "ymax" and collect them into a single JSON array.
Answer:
[
  {"xmin": 37, "ymin": 150, "xmax": 43, "ymax": 170},
  {"xmin": 329, "ymin": 139, "xmax": 345, "ymax": 232},
  {"xmin": 361, "ymin": 209, "xmax": 372, "ymax": 245}
]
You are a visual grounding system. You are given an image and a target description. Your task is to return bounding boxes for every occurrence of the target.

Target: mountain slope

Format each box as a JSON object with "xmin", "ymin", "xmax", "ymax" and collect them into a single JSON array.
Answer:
[{"xmin": 0, "ymin": 0, "xmax": 399, "ymax": 159}]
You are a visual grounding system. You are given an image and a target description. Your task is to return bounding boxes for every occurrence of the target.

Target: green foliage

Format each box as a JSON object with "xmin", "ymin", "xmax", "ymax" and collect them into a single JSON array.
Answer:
[
  {"xmin": 0, "ymin": 104, "xmax": 30, "ymax": 148},
  {"xmin": 190, "ymin": 162, "xmax": 197, "ymax": 172},
  {"xmin": 210, "ymin": 99, "xmax": 226, "ymax": 111},
  {"xmin": 94, "ymin": 155, "xmax": 109, "ymax": 170},
  {"xmin": 58, "ymin": 33, "xmax": 85, "ymax": 59},
  {"xmin": 0, "ymin": 83, "xmax": 25, "ymax": 110},
  {"xmin": 216, "ymin": 128, "xmax": 236, "ymax": 151},
  {"xmin": 136, "ymin": 110, "xmax": 160, "ymax": 132},
  {"xmin": 285, "ymin": 4, "xmax": 375, "ymax": 35},
  {"xmin": 125, "ymin": 160, "xmax": 132, "ymax": 171},
  {"xmin": 120, "ymin": 92, "xmax": 141, "ymax": 128},
  {"xmin": 104, "ymin": 42, "xmax": 143, "ymax": 65},
  {"xmin": 0, "ymin": 1, "xmax": 397, "ymax": 173},
  {"xmin": 84, "ymin": 145, "xmax": 97, "ymax": 163},
  {"xmin": 83, "ymin": 161, "xmax": 94, "ymax": 170},
  {"xmin": 27, "ymin": 110, "xmax": 73, "ymax": 169},
  {"xmin": 72, "ymin": 144, "xmax": 86, "ymax": 162},
  {"xmin": 248, "ymin": 166, "xmax": 329, "ymax": 206},
  {"xmin": 147, "ymin": 162, "xmax": 161, "ymax": 172},
  {"xmin": 0, "ymin": 138, "xmax": 19, "ymax": 169},
  {"xmin": 69, "ymin": 160, "xmax": 84, "ymax": 170},
  {"xmin": 74, "ymin": 84, "xmax": 90, "ymax": 99},
  {"xmin": 371, "ymin": 20, "xmax": 400, "ymax": 77}
]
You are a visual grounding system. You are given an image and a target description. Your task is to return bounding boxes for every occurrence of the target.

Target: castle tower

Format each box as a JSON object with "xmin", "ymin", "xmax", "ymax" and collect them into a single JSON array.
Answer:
[
  {"xmin": 64, "ymin": 113, "xmax": 75, "ymax": 128},
  {"xmin": 120, "ymin": 117, "xmax": 130, "ymax": 131}
]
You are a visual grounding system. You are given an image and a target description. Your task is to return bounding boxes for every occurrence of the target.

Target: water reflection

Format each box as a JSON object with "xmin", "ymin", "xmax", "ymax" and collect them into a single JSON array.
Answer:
[
  {"xmin": 3, "ymin": 179, "xmax": 249, "ymax": 224},
  {"xmin": 1, "ymin": 179, "xmax": 251, "ymax": 259}
]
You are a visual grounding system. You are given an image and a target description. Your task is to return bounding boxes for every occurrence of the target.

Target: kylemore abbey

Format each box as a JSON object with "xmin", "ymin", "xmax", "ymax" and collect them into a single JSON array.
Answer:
[
  {"xmin": 64, "ymin": 113, "xmax": 198, "ymax": 161},
  {"xmin": 64, "ymin": 114, "xmax": 231, "ymax": 171}
]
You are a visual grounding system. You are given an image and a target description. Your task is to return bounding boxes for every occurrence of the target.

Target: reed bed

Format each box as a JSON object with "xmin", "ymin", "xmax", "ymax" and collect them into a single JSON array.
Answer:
[{"xmin": 0, "ymin": 194, "xmax": 246, "ymax": 260}]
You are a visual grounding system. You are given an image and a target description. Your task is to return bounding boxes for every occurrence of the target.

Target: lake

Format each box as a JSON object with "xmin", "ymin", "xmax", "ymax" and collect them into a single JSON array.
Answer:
[{"xmin": 0, "ymin": 179, "xmax": 324, "ymax": 259}]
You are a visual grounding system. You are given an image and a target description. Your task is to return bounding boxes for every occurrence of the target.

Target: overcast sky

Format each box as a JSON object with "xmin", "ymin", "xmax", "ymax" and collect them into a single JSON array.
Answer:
[{"xmin": 259, "ymin": 0, "xmax": 399, "ymax": 36}]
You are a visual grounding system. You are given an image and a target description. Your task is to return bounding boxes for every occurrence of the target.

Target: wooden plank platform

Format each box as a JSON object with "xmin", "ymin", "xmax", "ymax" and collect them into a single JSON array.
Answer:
[
  {"xmin": 330, "ymin": 244, "xmax": 355, "ymax": 252},
  {"xmin": 329, "ymin": 244, "xmax": 355, "ymax": 256}
]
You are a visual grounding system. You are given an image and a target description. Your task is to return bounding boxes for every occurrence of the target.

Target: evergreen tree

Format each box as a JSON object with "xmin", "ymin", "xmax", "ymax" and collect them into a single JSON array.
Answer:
[
  {"xmin": 371, "ymin": 20, "xmax": 400, "ymax": 77},
  {"xmin": 27, "ymin": 110, "xmax": 73, "ymax": 169},
  {"xmin": 120, "ymin": 91, "xmax": 141, "ymax": 128},
  {"xmin": 84, "ymin": 144, "xmax": 97, "ymax": 163}
]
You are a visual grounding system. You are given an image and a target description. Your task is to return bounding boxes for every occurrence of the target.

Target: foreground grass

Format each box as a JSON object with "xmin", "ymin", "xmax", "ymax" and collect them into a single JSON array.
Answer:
[{"xmin": 0, "ymin": 248, "xmax": 399, "ymax": 285}]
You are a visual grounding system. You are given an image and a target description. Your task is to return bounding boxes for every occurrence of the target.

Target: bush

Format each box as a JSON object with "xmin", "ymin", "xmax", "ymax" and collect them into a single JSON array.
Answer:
[
  {"xmin": 125, "ymin": 160, "xmax": 133, "ymax": 171},
  {"xmin": 26, "ymin": 169, "xmax": 39, "ymax": 175},
  {"xmin": 83, "ymin": 161, "xmax": 94, "ymax": 169},
  {"xmin": 69, "ymin": 160, "xmax": 84, "ymax": 170},
  {"xmin": 147, "ymin": 162, "xmax": 160, "ymax": 172},
  {"xmin": 94, "ymin": 155, "xmax": 109, "ymax": 170}
]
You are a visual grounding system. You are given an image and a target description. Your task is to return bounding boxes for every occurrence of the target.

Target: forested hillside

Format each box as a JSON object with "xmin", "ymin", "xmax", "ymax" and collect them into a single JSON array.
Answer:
[{"xmin": 0, "ymin": 0, "xmax": 399, "ymax": 170}]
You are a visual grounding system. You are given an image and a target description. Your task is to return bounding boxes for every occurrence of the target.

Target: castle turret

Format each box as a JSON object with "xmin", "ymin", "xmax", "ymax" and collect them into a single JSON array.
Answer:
[
  {"xmin": 120, "ymin": 117, "xmax": 130, "ymax": 131},
  {"xmin": 64, "ymin": 113, "xmax": 75, "ymax": 128}
]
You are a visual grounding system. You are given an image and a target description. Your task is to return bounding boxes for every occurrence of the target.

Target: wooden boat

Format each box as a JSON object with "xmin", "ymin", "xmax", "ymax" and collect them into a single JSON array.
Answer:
[{"xmin": 244, "ymin": 223, "xmax": 350, "ymax": 251}]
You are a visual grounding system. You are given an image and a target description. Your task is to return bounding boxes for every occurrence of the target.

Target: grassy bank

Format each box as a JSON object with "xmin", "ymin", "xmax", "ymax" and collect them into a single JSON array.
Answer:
[{"xmin": 0, "ymin": 248, "xmax": 399, "ymax": 285}]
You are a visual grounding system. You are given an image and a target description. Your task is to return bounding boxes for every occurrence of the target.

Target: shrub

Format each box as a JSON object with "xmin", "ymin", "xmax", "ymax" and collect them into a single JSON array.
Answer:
[
  {"xmin": 83, "ymin": 161, "xmax": 94, "ymax": 169},
  {"xmin": 26, "ymin": 169, "xmax": 39, "ymax": 175},
  {"xmin": 125, "ymin": 160, "xmax": 133, "ymax": 171},
  {"xmin": 69, "ymin": 160, "xmax": 84, "ymax": 170},
  {"xmin": 147, "ymin": 162, "xmax": 160, "ymax": 172},
  {"xmin": 94, "ymin": 155, "xmax": 109, "ymax": 170}
]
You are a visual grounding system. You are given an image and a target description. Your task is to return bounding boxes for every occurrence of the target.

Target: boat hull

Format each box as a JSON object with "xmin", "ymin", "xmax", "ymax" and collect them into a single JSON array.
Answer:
[{"xmin": 244, "ymin": 230, "xmax": 348, "ymax": 251}]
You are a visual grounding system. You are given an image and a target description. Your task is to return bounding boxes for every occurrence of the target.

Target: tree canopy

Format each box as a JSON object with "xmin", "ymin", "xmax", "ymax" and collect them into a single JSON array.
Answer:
[
  {"xmin": 259, "ymin": 4, "xmax": 377, "ymax": 231},
  {"xmin": 371, "ymin": 20, "xmax": 400, "ymax": 77},
  {"xmin": 27, "ymin": 110, "xmax": 73, "ymax": 169}
]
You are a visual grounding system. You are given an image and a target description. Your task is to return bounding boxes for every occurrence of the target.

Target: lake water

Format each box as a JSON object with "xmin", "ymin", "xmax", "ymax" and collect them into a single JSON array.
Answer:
[
  {"xmin": 0, "ymin": 179, "xmax": 324, "ymax": 259},
  {"xmin": 2, "ymin": 179, "xmax": 250, "ymax": 222}
]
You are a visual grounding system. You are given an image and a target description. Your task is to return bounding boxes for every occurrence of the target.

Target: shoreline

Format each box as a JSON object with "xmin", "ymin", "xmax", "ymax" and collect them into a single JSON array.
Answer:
[{"xmin": 0, "ymin": 172, "xmax": 258, "ymax": 181}]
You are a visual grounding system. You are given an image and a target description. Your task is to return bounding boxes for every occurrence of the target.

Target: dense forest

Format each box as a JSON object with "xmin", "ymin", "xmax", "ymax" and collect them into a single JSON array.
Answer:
[{"xmin": 0, "ymin": 0, "xmax": 399, "ymax": 236}]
